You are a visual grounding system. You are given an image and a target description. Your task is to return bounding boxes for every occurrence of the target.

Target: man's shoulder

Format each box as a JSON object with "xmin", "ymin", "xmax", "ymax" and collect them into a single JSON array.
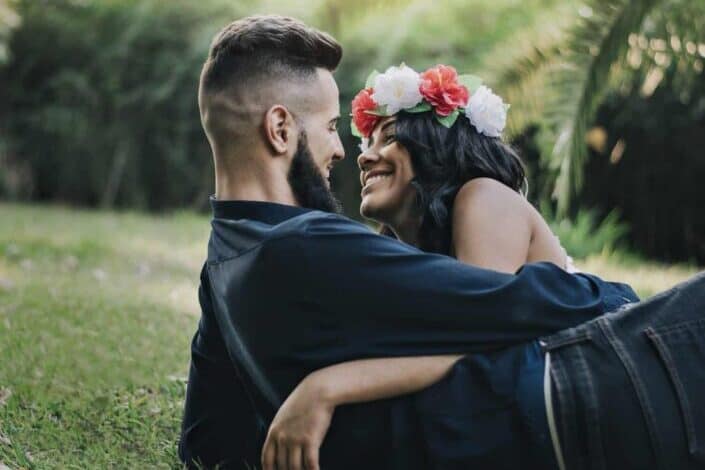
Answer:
[
  {"xmin": 287, "ymin": 210, "xmax": 366, "ymax": 227},
  {"xmin": 207, "ymin": 210, "xmax": 377, "ymax": 263},
  {"xmin": 273, "ymin": 210, "xmax": 375, "ymax": 240}
]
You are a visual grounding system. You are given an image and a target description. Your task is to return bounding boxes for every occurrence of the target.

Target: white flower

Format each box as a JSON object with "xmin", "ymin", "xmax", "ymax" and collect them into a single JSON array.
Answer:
[
  {"xmin": 358, "ymin": 137, "xmax": 370, "ymax": 153},
  {"xmin": 464, "ymin": 85, "xmax": 509, "ymax": 138},
  {"xmin": 371, "ymin": 64, "xmax": 423, "ymax": 114}
]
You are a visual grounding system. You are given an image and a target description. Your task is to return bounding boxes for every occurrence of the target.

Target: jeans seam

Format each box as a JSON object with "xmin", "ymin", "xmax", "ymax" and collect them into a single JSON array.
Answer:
[
  {"xmin": 648, "ymin": 317, "xmax": 705, "ymax": 335},
  {"xmin": 550, "ymin": 354, "xmax": 582, "ymax": 470},
  {"xmin": 598, "ymin": 317, "xmax": 664, "ymax": 469},
  {"xmin": 573, "ymin": 343, "xmax": 606, "ymax": 470},
  {"xmin": 543, "ymin": 330, "xmax": 592, "ymax": 350},
  {"xmin": 645, "ymin": 327, "xmax": 698, "ymax": 456}
]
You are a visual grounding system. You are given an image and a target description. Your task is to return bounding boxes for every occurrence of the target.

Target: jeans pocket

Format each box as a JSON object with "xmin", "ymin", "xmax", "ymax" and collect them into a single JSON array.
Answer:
[{"xmin": 645, "ymin": 318, "xmax": 705, "ymax": 462}]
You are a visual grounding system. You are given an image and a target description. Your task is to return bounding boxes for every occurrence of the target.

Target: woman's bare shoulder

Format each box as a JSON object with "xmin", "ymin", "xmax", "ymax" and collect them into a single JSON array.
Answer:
[
  {"xmin": 450, "ymin": 178, "xmax": 533, "ymax": 272},
  {"xmin": 453, "ymin": 177, "xmax": 529, "ymax": 221}
]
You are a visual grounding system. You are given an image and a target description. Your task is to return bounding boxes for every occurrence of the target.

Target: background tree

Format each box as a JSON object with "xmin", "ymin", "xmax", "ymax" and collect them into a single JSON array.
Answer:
[{"xmin": 494, "ymin": 0, "xmax": 705, "ymax": 260}]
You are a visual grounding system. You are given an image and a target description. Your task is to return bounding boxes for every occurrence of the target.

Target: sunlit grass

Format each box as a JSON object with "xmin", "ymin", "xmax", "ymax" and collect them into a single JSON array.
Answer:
[
  {"xmin": 575, "ymin": 252, "xmax": 699, "ymax": 299},
  {"xmin": 0, "ymin": 202, "xmax": 700, "ymax": 467},
  {"xmin": 0, "ymin": 203, "xmax": 208, "ymax": 468}
]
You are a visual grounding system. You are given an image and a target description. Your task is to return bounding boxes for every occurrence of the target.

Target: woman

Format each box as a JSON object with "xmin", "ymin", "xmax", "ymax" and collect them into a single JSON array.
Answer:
[{"xmin": 261, "ymin": 64, "xmax": 632, "ymax": 470}]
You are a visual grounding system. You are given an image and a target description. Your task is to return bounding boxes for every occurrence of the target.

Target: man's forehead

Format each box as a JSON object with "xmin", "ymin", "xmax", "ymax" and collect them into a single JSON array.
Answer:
[{"xmin": 307, "ymin": 68, "xmax": 340, "ymax": 115}]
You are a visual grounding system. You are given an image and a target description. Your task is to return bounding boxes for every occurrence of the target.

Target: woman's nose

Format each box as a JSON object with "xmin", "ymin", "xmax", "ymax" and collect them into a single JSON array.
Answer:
[{"xmin": 357, "ymin": 150, "xmax": 380, "ymax": 171}]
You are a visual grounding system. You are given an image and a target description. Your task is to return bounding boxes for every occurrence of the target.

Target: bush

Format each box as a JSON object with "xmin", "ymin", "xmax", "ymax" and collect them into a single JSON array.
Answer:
[
  {"xmin": 543, "ymin": 203, "xmax": 631, "ymax": 260},
  {"xmin": 0, "ymin": 0, "xmax": 245, "ymax": 210}
]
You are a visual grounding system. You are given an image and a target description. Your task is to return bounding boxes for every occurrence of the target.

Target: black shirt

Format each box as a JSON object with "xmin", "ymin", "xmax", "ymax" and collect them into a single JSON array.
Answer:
[{"xmin": 179, "ymin": 200, "xmax": 634, "ymax": 469}]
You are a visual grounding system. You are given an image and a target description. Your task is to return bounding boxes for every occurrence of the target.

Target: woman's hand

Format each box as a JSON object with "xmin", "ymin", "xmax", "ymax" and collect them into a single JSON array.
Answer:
[
  {"xmin": 261, "ymin": 354, "xmax": 462, "ymax": 469},
  {"xmin": 261, "ymin": 375, "xmax": 335, "ymax": 470}
]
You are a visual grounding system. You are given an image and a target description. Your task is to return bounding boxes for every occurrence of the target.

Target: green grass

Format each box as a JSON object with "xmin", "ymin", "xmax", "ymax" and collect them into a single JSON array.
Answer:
[
  {"xmin": 0, "ymin": 202, "xmax": 701, "ymax": 468},
  {"xmin": 0, "ymin": 203, "xmax": 208, "ymax": 468}
]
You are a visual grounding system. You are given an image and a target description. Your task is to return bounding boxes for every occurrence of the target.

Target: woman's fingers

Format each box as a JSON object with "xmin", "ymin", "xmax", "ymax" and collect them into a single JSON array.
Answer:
[
  {"xmin": 263, "ymin": 430, "xmax": 322, "ymax": 470},
  {"xmin": 276, "ymin": 435, "xmax": 288, "ymax": 470},
  {"xmin": 303, "ymin": 444, "xmax": 320, "ymax": 470},
  {"xmin": 261, "ymin": 436, "xmax": 276, "ymax": 470},
  {"xmin": 287, "ymin": 445, "xmax": 303, "ymax": 470}
]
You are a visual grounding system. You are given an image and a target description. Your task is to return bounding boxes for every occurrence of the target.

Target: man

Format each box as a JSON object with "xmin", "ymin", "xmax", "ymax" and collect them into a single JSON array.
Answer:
[{"xmin": 179, "ymin": 15, "xmax": 705, "ymax": 470}]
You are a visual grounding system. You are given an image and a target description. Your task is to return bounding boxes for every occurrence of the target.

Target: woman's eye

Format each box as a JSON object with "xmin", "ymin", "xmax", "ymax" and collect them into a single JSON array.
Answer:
[{"xmin": 384, "ymin": 134, "xmax": 396, "ymax": 145}]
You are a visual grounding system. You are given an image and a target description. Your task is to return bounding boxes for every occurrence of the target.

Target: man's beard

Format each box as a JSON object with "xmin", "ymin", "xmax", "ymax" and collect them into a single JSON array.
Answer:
[{"xmin": 287, "ymin": 131, "xmax": 341, "ymax": 213}]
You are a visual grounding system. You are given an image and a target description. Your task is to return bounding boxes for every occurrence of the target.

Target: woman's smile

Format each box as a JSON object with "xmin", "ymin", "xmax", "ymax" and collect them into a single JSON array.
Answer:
[{"xmin": 361, "ymin": 169, "xmax": 394, "ymax": 195}]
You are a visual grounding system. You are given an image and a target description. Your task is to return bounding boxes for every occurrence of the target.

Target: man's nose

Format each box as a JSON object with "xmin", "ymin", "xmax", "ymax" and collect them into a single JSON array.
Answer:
[
  {"xmin": 332, "ymin": 133, "xmax": 345, "ymax": 161},
  {"xmin": 357, "ymin": 150, "xmax": 380, "ymax": 170}
]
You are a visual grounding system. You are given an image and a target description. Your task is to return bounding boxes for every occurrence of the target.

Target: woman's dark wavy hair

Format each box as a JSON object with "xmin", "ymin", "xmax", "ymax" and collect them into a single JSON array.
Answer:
[{"xmin": 381, "ymin": 110, "xmax": 526, "ymax": 255}]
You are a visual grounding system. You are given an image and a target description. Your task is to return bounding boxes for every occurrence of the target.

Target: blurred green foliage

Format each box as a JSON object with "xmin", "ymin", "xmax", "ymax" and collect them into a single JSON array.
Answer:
[
  {"xmin": 543, "ymin": 203, "xmax": 630, "ymax": 259},
  {"xmin": 0, "ymin": 1, "xmax": 20, "ymax": 63},
  {"xmin": 0, "ymin": 0, "xmax": 247, "ymax": 209},
  {"xmin": 0, "ymin": 0, "xmax": 568, "ymax": 210}
]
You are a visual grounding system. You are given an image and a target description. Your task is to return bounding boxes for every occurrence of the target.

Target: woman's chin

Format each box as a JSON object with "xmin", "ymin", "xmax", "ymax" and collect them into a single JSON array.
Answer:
[
  {"xmin": 360, "ymin": 199, "xmax": 391, "ymax": 227},
  {"xmin": 360, "ymin": 198, "xmax": 381, "ymax": 221},
  {"xmin": 359, "ymin": 199, "xmax": 373, "ymax": 219}
]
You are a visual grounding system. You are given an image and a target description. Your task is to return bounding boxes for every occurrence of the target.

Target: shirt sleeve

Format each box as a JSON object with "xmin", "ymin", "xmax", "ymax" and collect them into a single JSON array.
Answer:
[
  {"xmin": 179, "ymin": 266, "xmax": 264, "ymax": 469},
  {"xmin": 293, "ymin": 214, "xmax": 606, "ymax": 357},
  {"xmin": 206, "ymin": 213, "xmax": 609, "ymax": 401}
]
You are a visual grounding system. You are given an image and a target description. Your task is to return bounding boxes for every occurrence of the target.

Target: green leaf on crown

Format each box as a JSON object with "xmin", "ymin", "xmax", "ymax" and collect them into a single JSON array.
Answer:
[
  {"xmin": 404, "ymin": 102, "xmax": 432, "ymax": 113},
  {"xmin": 351, "ymin": 121, "xmax": 362, "ymax": 138},
  {"xmin": 457, "ymin": 74, "xmax": 483, "ymax": 93},
  {"xmin": 364, "ymin": 70, "xmax": 380, "ymax": 89},
  {"xmin": 435, "ymin": 109, "xmax": 460, "ymax": 128},
  {"xmin": 365, "ymin": 105, "xmax": 389, "ymax": 116}
]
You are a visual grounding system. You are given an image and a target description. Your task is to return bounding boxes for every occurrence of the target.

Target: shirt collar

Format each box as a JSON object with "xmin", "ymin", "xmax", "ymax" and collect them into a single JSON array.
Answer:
[{"xmin": 210, "ymin": 196, "xmax": 313, "ymax": 225}]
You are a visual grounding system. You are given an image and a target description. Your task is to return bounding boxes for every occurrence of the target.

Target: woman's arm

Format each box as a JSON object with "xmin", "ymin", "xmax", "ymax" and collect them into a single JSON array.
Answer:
[
  {"xmin": 262, "ymin": 355, "xmax": 462, "ymax": 470},
  {"xmin": 305, "ymin": 354, "xmax": 464, "ymax": 404},
  {"xmin": 451, "ymin": 177, "xmax": 532, "ymax": 273}
]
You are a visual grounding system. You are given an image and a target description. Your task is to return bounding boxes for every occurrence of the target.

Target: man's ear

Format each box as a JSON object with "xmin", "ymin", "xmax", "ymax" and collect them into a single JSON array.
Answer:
[{"xmin": 263, "ymin": 105, "xmax": 297, "ymax": 155}]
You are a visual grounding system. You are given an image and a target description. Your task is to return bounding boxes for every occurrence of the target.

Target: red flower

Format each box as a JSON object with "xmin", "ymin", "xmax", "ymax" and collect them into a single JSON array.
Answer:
[
  {"xmin": 351, "ymin": 88, "xmax": 380, "ymax": 138},
  {"xmin": 419, "ymin": 65, "xmax": 469, "ymax": 116}
]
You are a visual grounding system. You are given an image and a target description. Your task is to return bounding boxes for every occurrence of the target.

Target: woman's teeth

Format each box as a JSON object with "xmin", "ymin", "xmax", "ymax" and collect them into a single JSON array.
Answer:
[{"xmin": 366, "ymin": 174, "xmax": 391, "ymax": 186}]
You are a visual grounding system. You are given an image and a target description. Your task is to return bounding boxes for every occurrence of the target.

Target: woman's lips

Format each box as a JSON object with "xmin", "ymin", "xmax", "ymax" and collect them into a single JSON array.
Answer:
[{"xmin": 361, "ymin": 173, "xmax": 392, "ymax": 195}]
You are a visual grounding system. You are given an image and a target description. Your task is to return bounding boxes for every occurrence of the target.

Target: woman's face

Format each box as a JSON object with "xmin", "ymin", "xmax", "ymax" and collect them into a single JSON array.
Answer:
[{"xmin": 358, "ymin": 117, "xmax": 418, "ymax": 226}]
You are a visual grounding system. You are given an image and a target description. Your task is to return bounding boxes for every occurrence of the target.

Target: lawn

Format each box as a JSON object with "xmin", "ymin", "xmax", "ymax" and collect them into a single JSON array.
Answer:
[{"xmin": 0, "ymin": 202, "xmax": 700, "ymax": 468}]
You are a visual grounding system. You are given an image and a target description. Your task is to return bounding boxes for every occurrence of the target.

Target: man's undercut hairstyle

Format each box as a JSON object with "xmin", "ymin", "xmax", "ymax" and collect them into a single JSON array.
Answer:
[{"xmin": 201, "ymin": 15, "xmax": 342, "ymax": 94}]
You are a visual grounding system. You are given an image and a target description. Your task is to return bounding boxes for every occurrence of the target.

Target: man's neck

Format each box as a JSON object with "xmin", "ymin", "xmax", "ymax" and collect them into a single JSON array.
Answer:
[
  {"xmin": 215, "ymin": 177, "xmax": 298, "ymax": 206},
  {"xmin": 213, "ymin": 156, "xmax": 299, "ymax": 206}
]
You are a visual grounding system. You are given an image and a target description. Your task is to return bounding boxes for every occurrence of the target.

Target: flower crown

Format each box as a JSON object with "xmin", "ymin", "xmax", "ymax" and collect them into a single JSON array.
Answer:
[{"xmin": 351, "ymin": 64, "xmax": 509, "ymax": 148}]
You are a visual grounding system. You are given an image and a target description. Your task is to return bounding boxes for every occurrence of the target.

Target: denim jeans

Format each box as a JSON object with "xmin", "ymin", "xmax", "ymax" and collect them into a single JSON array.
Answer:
[{"xmin": 541, "ymin": 271, "xmax": 705, "ymax": 470}]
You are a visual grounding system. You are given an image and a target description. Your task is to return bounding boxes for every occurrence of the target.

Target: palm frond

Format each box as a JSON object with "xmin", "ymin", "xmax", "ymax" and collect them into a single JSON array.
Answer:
[
  {"xmin": 495, "ymin": 44, "xmax": 561, "ymax": 94},
  {"xmin": 478, "ymin": 2, "xmax": 577, "ymax": 138},
  {"xmin": 483, "ymin": 31, "xmax": 563, "ymax": 137},
  {"xmin": 548, "ymin": 0, "xmax": 660, "ymax": 213}
]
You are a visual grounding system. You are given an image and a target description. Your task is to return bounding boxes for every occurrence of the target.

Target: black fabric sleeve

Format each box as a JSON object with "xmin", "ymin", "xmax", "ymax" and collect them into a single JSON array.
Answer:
[
  {"xmin": 207, "ymin": 214, "xmax": 609, "ymax": 403},
  {"xmin": 294, "ymin": 214, "xmax": 605, "ymax": 356},
  {"xmin": 179, "ymin": 267, "xmax": 265, "ymax": 469}
]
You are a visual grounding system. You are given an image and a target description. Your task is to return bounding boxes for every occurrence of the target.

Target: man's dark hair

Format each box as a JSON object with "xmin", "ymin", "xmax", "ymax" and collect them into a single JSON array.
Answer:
[{"xmin": 201, "ymin": 15, "xmax": 342, "ymax": 93}]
